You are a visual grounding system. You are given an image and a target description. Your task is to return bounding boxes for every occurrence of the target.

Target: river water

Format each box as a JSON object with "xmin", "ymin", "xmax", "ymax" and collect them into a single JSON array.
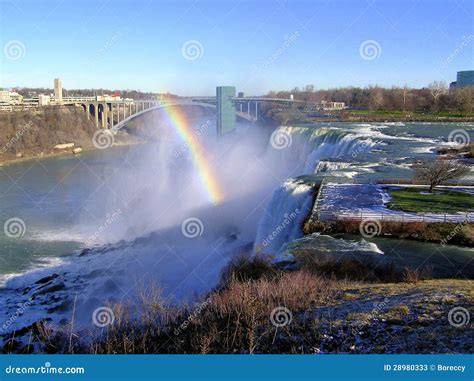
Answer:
[{"xmin": 1, "ymin": 113, "xmax": 473, "ymax": 333}]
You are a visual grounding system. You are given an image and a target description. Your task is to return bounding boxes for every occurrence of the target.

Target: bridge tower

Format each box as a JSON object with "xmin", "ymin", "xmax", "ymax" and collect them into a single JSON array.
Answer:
[{"xmin": 216, "ymin": 86, "xmax": 236, "ymax": 136}]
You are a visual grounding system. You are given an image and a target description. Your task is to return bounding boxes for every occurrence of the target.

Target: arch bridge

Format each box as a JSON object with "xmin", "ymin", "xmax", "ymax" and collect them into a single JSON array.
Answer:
[{"xmin": 64, "ymin": 88, "xmax": 312, "ymax": 135}]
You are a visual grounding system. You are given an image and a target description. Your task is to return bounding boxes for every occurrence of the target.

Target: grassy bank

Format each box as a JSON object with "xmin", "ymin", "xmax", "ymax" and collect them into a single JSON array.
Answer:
[
  {"xmin": 269, "ymin": 109, "xmax": 474, "ymax": 125},
  {"xmin": 387, "ymin": 187, "xmax": 474, "ymax": 213},
  {"xmin": 7, "ymin": 256, "xmax": 472, "ymax": 354}
]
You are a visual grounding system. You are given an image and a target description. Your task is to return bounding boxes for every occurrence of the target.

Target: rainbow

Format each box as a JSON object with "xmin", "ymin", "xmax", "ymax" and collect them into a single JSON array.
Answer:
[{"xmin": 161, "ymin": 105, "xmax": 224, "ymax": 204}]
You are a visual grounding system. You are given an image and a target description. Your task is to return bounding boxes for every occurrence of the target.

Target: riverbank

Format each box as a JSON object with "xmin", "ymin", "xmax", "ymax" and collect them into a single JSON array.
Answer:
[
  {"xmin": 267, "ymin": 109, "xmax": 474, "ymax": 125},
  {"xmin": 4, "ymin": 257, "xmax": 472, "ymax": 354},
  {"xmin": 0, "ymin": 134, "xmax": 143, "ymax": 167}
]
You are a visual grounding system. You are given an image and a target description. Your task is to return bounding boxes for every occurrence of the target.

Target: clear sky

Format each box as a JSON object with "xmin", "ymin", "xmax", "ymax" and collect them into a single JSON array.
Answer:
[{"xmin": 0, "ymin": 0, "xmax": 473, "ymax": 95}]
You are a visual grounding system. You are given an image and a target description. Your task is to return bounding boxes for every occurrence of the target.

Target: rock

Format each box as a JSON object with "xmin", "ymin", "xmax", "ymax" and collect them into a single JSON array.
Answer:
[
  {"xmin": 35, "ymin": 273, "xmax": 59, "ymax": 285},
  {"xmin": 47, "ymin": 299, "xmax": 72, "ymax": 313},
  {"xmin": 35, "ymin": 282, "xmax": 66, "ymax": 295},
  {"xmin": 72, "ymin": 147, "xmax": 82, "ymax": 154},
  {"xmin": 54, "ymin": 143, "xmax": 75, "ymax": 150},
  {"xmin": 79, "ymin": 248, "xmax": 92, "ymax": 257},
  {"xmin": 15, "ymin": 152, "xmax": 23, "ymax": 158}
]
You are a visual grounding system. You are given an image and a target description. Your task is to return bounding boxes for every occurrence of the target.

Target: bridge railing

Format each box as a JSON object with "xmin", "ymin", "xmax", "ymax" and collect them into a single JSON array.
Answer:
[{"xmin": 315, "ymin": 210, "xmax": 474, "ymax": 223}]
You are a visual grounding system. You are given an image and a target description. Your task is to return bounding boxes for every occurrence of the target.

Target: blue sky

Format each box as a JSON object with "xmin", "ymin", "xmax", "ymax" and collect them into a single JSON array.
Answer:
[{"xmin": 0, "ymin": 0, "xmax": 473, "ymax": 95}]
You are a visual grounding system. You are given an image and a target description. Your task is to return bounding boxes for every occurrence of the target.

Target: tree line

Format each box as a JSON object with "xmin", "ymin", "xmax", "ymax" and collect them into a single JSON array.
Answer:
[{"xmin": 266, "ymin": 82, "xmax": 473, "ymax": 113}]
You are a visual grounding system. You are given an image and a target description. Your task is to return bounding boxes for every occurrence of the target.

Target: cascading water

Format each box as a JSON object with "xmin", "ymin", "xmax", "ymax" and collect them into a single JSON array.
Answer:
[
  {"xmin": 253, "ymin": 126, "xmax": 381, "ymax": 258},
  {"xmin": 254, "ymin": 179, "xmax": 314, "ymax": 259}
]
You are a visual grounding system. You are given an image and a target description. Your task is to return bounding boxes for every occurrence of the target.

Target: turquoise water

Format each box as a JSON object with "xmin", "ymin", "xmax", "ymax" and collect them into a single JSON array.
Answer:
[{"xmin": 0, "ymin": 121, "xmax": 473, "ymax": 283}]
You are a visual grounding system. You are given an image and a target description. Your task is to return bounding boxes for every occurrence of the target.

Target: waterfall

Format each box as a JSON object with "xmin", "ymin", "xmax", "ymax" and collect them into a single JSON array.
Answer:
[
  {"xmin": 254, "ymin": 126, "xmax": 380, "ymax": 257},
  {"xmin": 254, "ymin": 179, "xmax": 314, "ymax": 257},
  {"xmin": 315, "ymin": 160, "xmax": 352, "ymax": 173}
]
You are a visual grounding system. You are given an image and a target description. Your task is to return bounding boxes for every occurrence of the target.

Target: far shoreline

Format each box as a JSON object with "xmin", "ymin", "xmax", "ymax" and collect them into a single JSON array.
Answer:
[{"xmin": 0, "ymin": 139, "xmax": 144, "ymax": 168}]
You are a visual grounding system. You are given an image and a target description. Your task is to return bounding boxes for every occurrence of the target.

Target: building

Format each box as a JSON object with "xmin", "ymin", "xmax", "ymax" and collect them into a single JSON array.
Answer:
[
  {"xmin": 0, "ymin": 90, "xmax": 23, "ymax": 105},
  {"xmin": 320, "ymin": 100, "xmax": 346, "ymax": 110},
  {"xmin": 237, "ymin": 92, "xmax": 244, "ymax": 98},
  {"xmin": 0, "ymin": 90, "xmax": 11, "ymax": 103},
  {"xmin": 449, "ymin": 70, "xmax": 474, "ymax": 89},
  {"xmin": 38, "ymin": 94, "xmax": 51, "ymax": 106},
  {"xmin": 216, "ymin": 86, "xmax": 236, "ymax": 136},
  {"xmin": 54, "ymin": 78, "xmax": 63, "ymax": 104}
]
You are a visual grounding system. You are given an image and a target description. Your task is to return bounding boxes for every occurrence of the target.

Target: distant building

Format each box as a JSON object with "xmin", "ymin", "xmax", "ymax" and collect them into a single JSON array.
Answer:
[
  {"xmin": 320, "ymin": 100, "xmax": 346, "ymax": 110},
  {"xmin": 54, "ymin": 78, "xmax": 63, "ymax": 104},
  {"xmin": 38, "ymin": 94, "xmax": 51, "ymax": 106},
  {"xmin": 216, "ymin": 86, "xmax": 236, "ymax": 136},
  {"xmin": 449, "ymin": 70, "xmax": 474, "ymax": 89},
  {"xmin": 0, "ymin": 90, "xmax": 11, "ymax": 103},
  {"xmin": 0, "ymin": 90, "xmax": 23, "ymax": 105},
  {"xmin": 237, "ymin": 92, "xmax": 244, "ymax": 98}
]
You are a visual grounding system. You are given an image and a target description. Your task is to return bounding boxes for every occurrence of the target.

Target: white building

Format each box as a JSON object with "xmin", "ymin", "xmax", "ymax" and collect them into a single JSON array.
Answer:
[
  {"xmin": 38, "ymin": 94, "xmax": 51, "ymax": 106},
  {"xmin": 0, "ymin": 90, "xmax": 23, "ymax": 105}
]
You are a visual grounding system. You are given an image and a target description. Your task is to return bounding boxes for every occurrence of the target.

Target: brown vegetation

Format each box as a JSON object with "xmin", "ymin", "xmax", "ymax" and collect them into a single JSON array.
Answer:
[
  {"xmin": 18, "ymin": 258, "xmax": 472, "ymax": 354},
  {"xmin": 0, "ymin": 106, "xmax": 96, "ymax": 162},
  {"xmin": 304, "ymin": 219, "xmax": 474, "ymax": 247}
]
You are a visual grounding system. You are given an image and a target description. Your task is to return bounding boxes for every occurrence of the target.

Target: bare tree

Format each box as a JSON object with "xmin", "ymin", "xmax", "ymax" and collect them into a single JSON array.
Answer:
[{"xmin": 413, "ymin": 158, "xmax": 470, "ymax": 192}]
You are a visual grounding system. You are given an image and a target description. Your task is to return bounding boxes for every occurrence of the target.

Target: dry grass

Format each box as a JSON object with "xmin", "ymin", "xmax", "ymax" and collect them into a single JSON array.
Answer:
[
  {"xmin": 293, "ymin": 248, "xmax": 401, "ymax": 282},
  {"xmin": 41, "ymin": 268, "xmax": 344, "ymax": 354},
  {"xmin": 304, "ymin": 220, "xmax": 474, "ymax": 247}
]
